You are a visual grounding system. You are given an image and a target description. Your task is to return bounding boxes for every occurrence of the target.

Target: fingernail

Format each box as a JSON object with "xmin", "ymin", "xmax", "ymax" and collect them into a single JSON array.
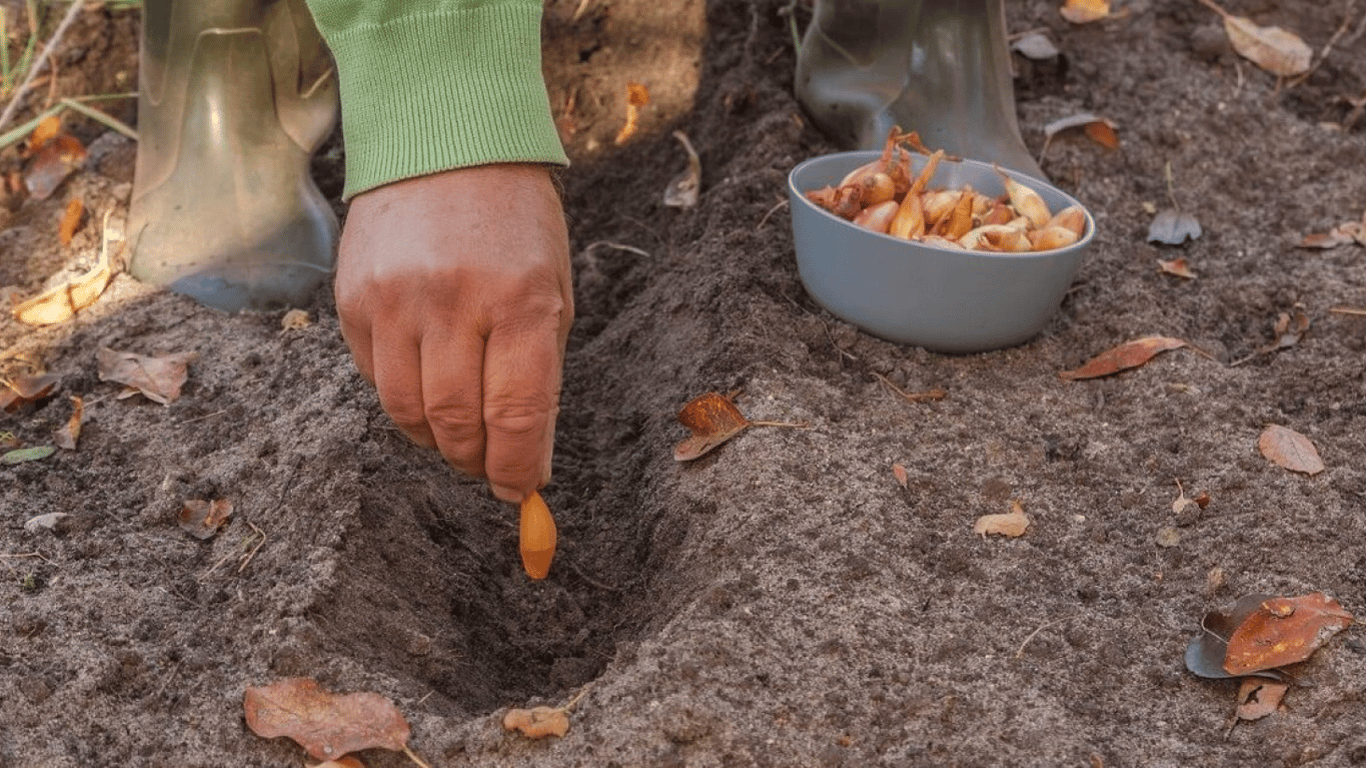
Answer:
[{"xmin": 491, "ymin": 484, "xmax": 523, "ymax": 503}]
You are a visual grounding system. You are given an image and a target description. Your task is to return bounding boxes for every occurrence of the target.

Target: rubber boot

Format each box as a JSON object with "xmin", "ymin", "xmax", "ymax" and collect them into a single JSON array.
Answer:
[
  {"xmin": 128, "ymin": 0, "xmax": 339, "ymax": 312},
  {"xmin": 795, "ymin": 0, "xmax": 1045, "ymax": 181}
]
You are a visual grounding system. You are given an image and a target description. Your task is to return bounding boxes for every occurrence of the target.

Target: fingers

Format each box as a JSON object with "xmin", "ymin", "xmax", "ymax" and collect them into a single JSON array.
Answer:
[
  {"xmin": 370, "ymin": 320, "xmax": 439, "ymax": 450},
  {"xmin": 480, "ymin": 298, "xmax": 569, "ymax": 502},
  {"xmin": 420, "ymin": 324, "xmax": 489, "ymax": 478}
]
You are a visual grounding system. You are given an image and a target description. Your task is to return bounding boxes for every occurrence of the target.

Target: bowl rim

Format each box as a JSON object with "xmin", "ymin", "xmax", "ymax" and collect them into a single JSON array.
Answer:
[{"xmin": 787, "ymin": 149, "xmax": 1096, "ymax": 259}]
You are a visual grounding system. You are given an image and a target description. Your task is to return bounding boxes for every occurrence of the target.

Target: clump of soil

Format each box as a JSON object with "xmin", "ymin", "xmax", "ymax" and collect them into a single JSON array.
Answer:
[{"xmin": 2, "ymin": 1, "xmax": 1365, "ymax": 766}]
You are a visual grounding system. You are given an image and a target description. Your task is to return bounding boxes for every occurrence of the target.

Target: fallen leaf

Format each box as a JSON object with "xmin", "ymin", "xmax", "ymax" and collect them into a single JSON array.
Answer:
[
  {"xmin": 14, "ymin": 213, "xmax": 118, "ymax": 325},
  {"xmin": 663, "ymin": 130, "xmax": 701, "ymax": 209},
  {"xmin": 1011, "ymin": 32, "xmax": 1060, "ymax": 60},
  {"xmin": 502, "ymin": 706, "xmax": 570, "ymax": 739},
  {"xmin": 1147, "ymin": 209, "xmax": 1202, "ymax": 244},
  {"xmin": 178, "ymin": 499, "xmax": 233, "ymax": 540},
  {"xmin": 97, "ymin": 348, "xmax": 196, "ymax": 405},
  {"xmin": 55, "ymin": 395, "xmax": 84, "ymax": 450},
  {"xmin": 26, "ymin": 115, "xmax": 62, "ymax": 156},
  {"xmin": 1157, "ymin": 257, "xmax": 1197, "ymax": 279},
  {"xmin": 24, "ymin": 512, "xmax": 70, "ymax": 532},
  {"xmin": 1224, "ymin": 593, "xmax": 1353, "ymax": 675},
  {"xmin": 1186, "ymin": 593, "xmax": 1288, "ymax": 680},
  {"xmin": 244, "ymin": 678, "xmax": 412, "ymax": 762},
  {"xmin": 313, "ymin": 758, "xmax": 366, "ymax": 768},
  {"xmin": 24, "ymin": 133, "xmax": 86, "ymax": 201},
  {"xmin": 1059, "ymin": 336, "xmax": 1187, "ymax": 380},
  {"xmin": 1235, "ymin": 677, "xmax": 1288, "ymax": 722},
  {"xmin": 59, "ymin": 197, "xmax": 84, "ymax": 247},
  {"xmin": 674, "ymin": 392, "xmax": 750, "ymax": 461},
  {"xmin": 1264, "ymin": 310, "xmax": 1310, "ymax": 351},
  {"xmin": 1043, "ymin": 113, "xmax": 1119, "ymax": 150},
  {"xmin": 1298, "ymin": 211, "xmax": 1365, "ymax": 249},
  {"xmin": 0, "ymin": 374, "xmax": 60, "ymax": 412},
  {"xmin": 1059, "ymin": 0, "xmax": 1110, "ymax": 24},
  {"xmin": 973, "ymin": 500, "xmax": 1030, "ymax": 538},
  {"xmin": 1155, "ymin": 527, "xmax": 1180, "ymax": 548},
  {"xmin": 1258, "ymin": 424, "xmax": 1325, "ymax": 475},
  {"xmin": 2, "ymin": 446, "xmax": 57, "ymax": 464},
  {"xmin": 1222, "ymin": 15, "xmax": 1311, "ymax": 77},
  {"xmin": 614, "ymin": 81, "xmax": 650, "ymax": 145},
  {"xmin": 892, "ymin": 463, "xmax": 909, "ymax": 490}
]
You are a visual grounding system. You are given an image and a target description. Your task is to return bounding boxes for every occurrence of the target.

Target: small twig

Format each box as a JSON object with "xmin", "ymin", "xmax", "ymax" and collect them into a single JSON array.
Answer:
[
  {"xmin": 59, "ymin": 96, "xmax": 138, "ymax": 139},
  {"xmin": 0, "ymin": 0, "xmax": 86, "ymax": 132},
  {"xmin": 1014, "ymin": 614, "xmax": 1077, "ymax": 659},
  {"xmin": 757, "ymin": 199, "xmax": 789, "ymax": 229},
  {"xmin": 236, "ymin": 522, "xmax": 267, "ymax": 573},
  {"xmin": 1287, "ymin": 0, "xmax": 1358, "ymax": 89},
  {"xmin": 0, "ymin": 551, "xmax": 54, "ymax": 564},
  {"xmin": 748, "ymin": 418, "xmax": 809, "ymax": 429},
  {"xmin": 177, "ymin": 409, "xmax": 226, "ymax": 426},
  {"xmin": 402, "ymin": 744, "xmax": 435, "ymax": 768},
  {"xmin": 1330, "ymin": 306, "xmax": 1366, "ymax": 316},
  {"xmin": 568, "ymin": 559, "xmax": 621, "ymax": 592},
  {"xmin": 558, "ymin": 683, "xmax": 593, "ymax": 714},
  {"xmin": 571, "ymin": 0, "xmax": 593, "ymax": 23},
  {"xmin": 873, "ymin": 372, "xmax": 947, "ymax": 404},
  {"xmin": 578, "ymin": 240, "xmax": 651, "ymax": 259}
]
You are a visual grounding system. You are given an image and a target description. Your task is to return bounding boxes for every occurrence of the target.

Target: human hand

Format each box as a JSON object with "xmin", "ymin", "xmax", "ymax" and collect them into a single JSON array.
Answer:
[{"xmin": 335, "ymin": 164, "xmax": 573, "ymax": 502}]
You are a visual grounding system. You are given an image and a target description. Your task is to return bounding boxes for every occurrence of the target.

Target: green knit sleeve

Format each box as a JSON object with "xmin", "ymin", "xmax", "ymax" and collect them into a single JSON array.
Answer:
[{"xmin": 303, "ymin": 0, "xmax": 569, "ymax": 200}]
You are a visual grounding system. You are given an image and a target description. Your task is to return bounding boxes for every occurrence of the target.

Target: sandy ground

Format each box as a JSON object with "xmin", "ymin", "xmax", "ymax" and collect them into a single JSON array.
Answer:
[{"xmin": 1, "ymin": 0, "xmax": 1365, "ymax": 765}]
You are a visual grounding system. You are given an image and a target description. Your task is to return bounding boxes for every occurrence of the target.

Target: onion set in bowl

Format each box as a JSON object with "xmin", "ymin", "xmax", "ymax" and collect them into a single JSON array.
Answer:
[{"xmin": 804, "ymin": 128, "xmax": 1085, "ymax": 253}]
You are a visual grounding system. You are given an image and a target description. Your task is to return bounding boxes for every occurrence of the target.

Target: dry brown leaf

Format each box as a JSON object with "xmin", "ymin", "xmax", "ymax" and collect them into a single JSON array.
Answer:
[
  {"xmin": 672, "ymin": 391, "xmax": 804, "ymax": 461},
  {"xmin": 1043, "ymin": 113, "xmax": 1119, "ymax": 150},
  {"xmin": 1235, "ymin": 678, "xmax": 1288, "ymax": 722},
  {"xmin": 55, "ymin": 395, "xmax": 84, "ymax": 451},
  {"xmin": 24, "ymin": 133, "xmax": 87, "ymax": 201},
  {"xmin": 1196, "ymin": 0, "xmax": 1311, "ymax": 76},
  {"xmin": 313, "ymin": 757, "xmax": 366, "ymax": 768},
  {"xmin": 1257, "ymin": 424, "xmax": 1324, "ymax": 475},
  {"xmin": 0, "ymin": 374, "xmax": 60, "ymax": 412},
  {"xmin": 973, "ymin": 500, "xmax": 1030, "ymax": 538},
  {"xmin": 1059, "ymin": 336, "xmax": 1187, "ymax": 380},
  {"xmin": 1059, "ymin": 0, "xmax": 1110, "ymax": 24},
  {"xmin": 1157, "ymin": 257, "xmax": 1197, "ymax": 279},
  {"xmin": 1224, "ymin": 593, "xmax": 1353, "ymax": 675},
  {"xmin": 97, "ymin": 347, "xmax": 196, "ymax": 405},
  {"xmin": 674, "ymin": 392, "xmax": 751, "ymax": 461},
  {"xmin": 178, "ymin": 498, "xmax": 233, "ymax": 540},
  {"xmin": 1298, "ymin": 211, "xmax": 1365, "ymax": 249},
  {"xmin": 502, "ymin": 706, "xmax": 570, "ymax": 739},
  {"xmin": 1223, "ymin": 15, "xmax": 1311, "ymax": 77},
  {"xmin": 892, "ymin": 463, "xmax": 909, "ymax": 490},
  {"xmin": 244, "ymin": 678, "xmax": 412, "ymax": 762},
  {"xmin": 59, "ymin": 197, "xmax": 84, "ymax": 247},
  {"xmin": 26, "ymin": 115, "xmax": 62, "ymax": 156},
  {"xmin": 1265, "ymin": 310, "xmax": 1310, "ymax": 351},
  {"xmin": 13, "ymin": 249, "xmax": 113, "ymax": 325}
]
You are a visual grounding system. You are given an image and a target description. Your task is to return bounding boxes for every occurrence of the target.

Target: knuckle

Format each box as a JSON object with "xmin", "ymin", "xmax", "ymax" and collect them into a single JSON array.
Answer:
[
  {"xmin": 485, "ymin": 399, "xmax": 556, "ymax": 440},
  {"xmin": 424, "ymin": 400, "xmax": 484, "ymax": 437}
]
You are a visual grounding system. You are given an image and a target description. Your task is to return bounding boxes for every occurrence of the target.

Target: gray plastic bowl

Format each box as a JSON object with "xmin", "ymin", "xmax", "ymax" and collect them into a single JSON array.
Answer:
[{"xmin": 788, "ymin": 150, "xmax": 1094, "ymax": 353}]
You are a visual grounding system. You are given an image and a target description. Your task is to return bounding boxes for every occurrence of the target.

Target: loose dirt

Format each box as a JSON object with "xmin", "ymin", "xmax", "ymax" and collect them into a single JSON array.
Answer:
[{"xmin": 1, "ymin": 0, "xmax": 1364, "ymax": 766}]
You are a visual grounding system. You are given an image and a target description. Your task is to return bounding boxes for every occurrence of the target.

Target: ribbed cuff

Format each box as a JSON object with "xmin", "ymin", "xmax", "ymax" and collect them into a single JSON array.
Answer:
[{"xmin": 317, "ymin": 1, "xmax": 569, "ymax": 199}]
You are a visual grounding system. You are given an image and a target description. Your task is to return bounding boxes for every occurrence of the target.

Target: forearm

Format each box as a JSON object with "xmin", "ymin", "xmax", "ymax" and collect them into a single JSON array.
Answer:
[{"xmin": 304, "ymin": 0, "xmax": 569, "ymax": 199}]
